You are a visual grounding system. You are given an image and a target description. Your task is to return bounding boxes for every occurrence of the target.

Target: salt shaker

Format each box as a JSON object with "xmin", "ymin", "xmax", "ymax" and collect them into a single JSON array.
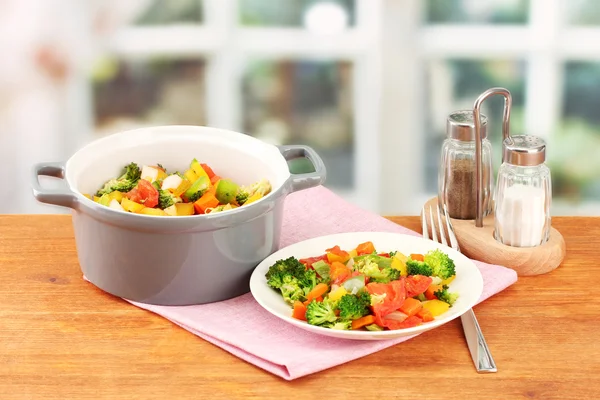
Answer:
[
  {"xmin": 438, "ymin": 110, "xmax": 494, "ymax": 220},
  {"xmin": 494, "ymin": 135, "xmax": 552, "ymax": 247}
]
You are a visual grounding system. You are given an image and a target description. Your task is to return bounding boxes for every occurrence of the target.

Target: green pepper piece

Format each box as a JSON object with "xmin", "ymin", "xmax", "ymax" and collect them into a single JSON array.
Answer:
[
  {"xmin": 98, "ymin": 193, "xmax": 111, "ymax": 206},
  {"xmin": 184, "ymin": 175, "xmax": 210, "ymax": 202},
  {"xmin": 215, "ymin": 179, "xmax": 239, "ymax": 204}
]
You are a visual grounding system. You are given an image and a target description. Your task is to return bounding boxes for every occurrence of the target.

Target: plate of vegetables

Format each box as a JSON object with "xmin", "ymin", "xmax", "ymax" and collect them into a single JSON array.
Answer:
[
  {"xmin": 249, "ymin": 231, "xmax": 483, "ymax": 340},
  {"xmin": 83, "ymin": 159, "xmax": 271, "ymax": 216}
]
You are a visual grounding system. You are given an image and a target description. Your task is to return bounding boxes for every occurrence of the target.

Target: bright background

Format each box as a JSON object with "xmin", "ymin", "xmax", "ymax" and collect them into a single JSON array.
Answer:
[{"xmin": 1, "ymin": 0, "xmax": 599, "ymax": 216}]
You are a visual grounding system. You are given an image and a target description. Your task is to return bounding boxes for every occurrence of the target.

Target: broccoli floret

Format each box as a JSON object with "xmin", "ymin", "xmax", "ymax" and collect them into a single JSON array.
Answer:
[
  {"xmin": 121, "ymin": 162, "xmax": 141, "ymax": 182},
  {"xmin": 236, "ymin": 179, "xmax": 272, "ymax": 205},
  {"xmin": 280, "ymin": 279, "xmax": 305, "ymax": 305},
  {"xmin": 235, "ymin": 191, "xmax": 249, "ymax": 205},
  {"xmin": 434, "ymin": 284, "xmax": 459, "ymax": 306},
  {"xmin": 423, "ymin": 249, "xmax": 456, "ymax": 280},
  {"xmin": 96, "ymin": 179, "xmax": 137, "ymax": 196},
  {"xmin": 265, "ymin": 257, "xmax": 306, "ymax": 289},
  {"xmin": 338, "ymin": 291, "xmax": 371, "ymax": 320},
  {"xmin": 305, "ymin": 300, "xmax": 338, "ymax": 326},
  {"xmin": 96, "ymin": 162, "xmax": 141, "ymax": 196},
  {"xmin": 158, "ymin": 189, "xmax": 174, "ymax": 210},
  {"xmin": 298, "ymin": 268, "xmax": 317, "ymax": 295},
  {"xmin": 326, "ymin": 320, "xmax": 352, "ymax": 330},
  {"xmin": 356, "ymin": 258, "xmax": 400, "ymax": 283},
  {"xmin": 406, "ymin": 259, "xmax": 433, "ymax": 276},
  {"xmin": 187, "ymin": 189, "xmax": 207, "ymax": 203},
  {"xmin": 389, "ymin": 251, "xmax": 397, "ymax": 257},
  {"xmin": 265, "ymin": 257, "xmax": 317, "ymax": 302}
]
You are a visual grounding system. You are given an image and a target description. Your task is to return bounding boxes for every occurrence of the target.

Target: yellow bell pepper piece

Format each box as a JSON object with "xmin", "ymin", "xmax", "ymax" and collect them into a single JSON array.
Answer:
[
  {"xmin": 108, "ymin": 191, "xmax": 124, "ymax": 203},
  {"xmin": 441, "ymin": 275, "xmax": 456, "ymax": 286},
  {"xmin": 139, "ymin": 207, "xmax": 167, "ymax": 216},
  {"xmin": 328, "ymin": 286, "xmax": 348, "ymax": 302},
  {"xmin": 157, "ymin": 169, "xmax": 167, "ymax": 181},
  {"xmin": 245, "ymin": 192, "xmax": 263, "ymax": 205},
  {"xmin": 421, "ymin": 299, "xmax": 450, "ymax": 317},
  {"xmin": 190, "ymin": 159, "xmax": 209, "ymax": 181},
  {"xmin": 121, "ymin": 198, "xmax": 145, "ymax": 213},
  {"xmin": 83, "ymin": 193, "xmax": 92, "ymax": 200},
  {"xmin": 174, "ymin": 202, "xmax": 195, "ymax": 216},
  {"xmin": 348, "ymin": 249, "xmax": 358, "ymax": 258},
  {"xmin": 184, "ymin": 169, "xmax": 198, "ymax": 182},
  {"xmin": 391, "ymin": 256, "xmax": 407, "ymax": 276},
  {"xmin": 93, "ymin": 195, "xmax": 100, "ymax": 203},
  {"xmin": 172, "ymin": 179, "xmax": 192, "ymax": 198}
]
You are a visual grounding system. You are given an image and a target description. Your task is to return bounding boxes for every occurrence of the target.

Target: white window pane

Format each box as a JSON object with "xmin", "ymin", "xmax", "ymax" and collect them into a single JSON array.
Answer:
[
  {"xmin": 425, "ymin": 0, "xmax": 529, "ymax": 24},
  {"xmin": 242, "ymin": 59, "xmax": 354, "ymax": 190},
  {"xmin": 424, "ymin": 59, "xmax": 526, "ymax": 193},
  {"xmin": 92, "ymin": 57, "xmax": 207, "ymax": 135}
]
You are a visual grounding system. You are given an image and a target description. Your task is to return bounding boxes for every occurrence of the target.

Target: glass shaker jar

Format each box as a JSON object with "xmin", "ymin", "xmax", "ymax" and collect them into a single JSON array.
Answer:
[
  {"xmin": 494, "ymin": 135, "xmax": 552, "ymax": 247},
  {"xmin": 438, "ymin": 110, "xmax": 494, "ymax": 220}
]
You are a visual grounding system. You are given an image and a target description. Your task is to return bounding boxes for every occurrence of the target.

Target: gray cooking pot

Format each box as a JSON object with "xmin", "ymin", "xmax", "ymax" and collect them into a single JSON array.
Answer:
[{"xmin": 31, "ymin": 126, "xmax": 326, "ymax": 305}]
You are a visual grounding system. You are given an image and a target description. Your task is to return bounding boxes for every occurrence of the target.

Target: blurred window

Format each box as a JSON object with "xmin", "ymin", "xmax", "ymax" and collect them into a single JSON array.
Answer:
[
  {"xmin": 92, "ymin": 57, "xmax": 206, "ymax": 135},
  {"xmin": 565, "ymin": 0, "xmax": 600, "ymax": 25},
  {"xmin": 239, "ymin": 0, "xmax": 355, "ymax": 28},
  {"xmin": 134, "ymin": 0, "xmax": 205, "ymax": 25},
  {"xmin": 425, "ymin": 0, "xmax": 529, "ymax": 24},
  {"xmin": 424, "ymin": 59, "xmax": 526, "ymax": 192},
  {"xmin": 242, "ymin": 60, "xmax": 354, "ymax": 188}
]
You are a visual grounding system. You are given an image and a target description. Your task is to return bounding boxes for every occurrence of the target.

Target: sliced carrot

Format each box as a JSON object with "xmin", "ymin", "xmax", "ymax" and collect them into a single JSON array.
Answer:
[
  {"xmin": 351, "ymin": 315, "xmax": 376, "ymax": 330},
  {"xmin": 305, "ymin": 283, "xmax": 329, "ymax": 303},
  {"xmin": 410, "ymin": 253, "xmax": 424, "ymax": 261},
  {"xmin": 193, "ymin": 192, "xmax": 220, "ymax": 214},
  {"xmin": 425, "ymin": 284, "xmax": 443, "ymax": 300},
  {"xmin": 416, "ymin": 308, "xmax": 434, "ymax": 322},
  {"xmin": 356, "ymin": 241, "xmax": 375, "ymax": 255},
  {"xmin": 292, "ymin": 301, "xmax": 307, "ymax": 321},
  {"xmin": 200, "ymin": 163, "xmax": 215, "ymax": 179},
  {"xmin": 315, "ymin": 296, "xmax": 323, "ymax": 302},
  {"xmin": 329, "ymin": 261, "xmax": 351, "ymax": 282},
  {"xmin": 399, "ymin": 297, "xmax": 423, "ymax": 317}
]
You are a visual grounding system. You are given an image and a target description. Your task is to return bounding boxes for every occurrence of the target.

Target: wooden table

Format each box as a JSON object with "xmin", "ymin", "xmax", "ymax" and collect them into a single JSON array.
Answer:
[{"xmin": 1, "ymin": 216, "xmax": 598, "ymax": 399}]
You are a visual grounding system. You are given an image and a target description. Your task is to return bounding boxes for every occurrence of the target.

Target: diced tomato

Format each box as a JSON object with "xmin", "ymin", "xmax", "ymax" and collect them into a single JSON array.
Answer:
[
  {"xmin": 299, "ymin": 254, "xmax": 328, "ymax": 269},
  {"xmin": 366, "ymin": 279, "xmax": 406, "ymax": 326},
  {"xmin": 378, "ymin": 253, "xmax": 390, "ymax": 258},
  {"xmin": 292, "ymin": 301, "xmax": 307, "ymax": 321},
  {"xmin": 382, "ymin": 315, "xmax": 423, "ymax": 330},
  {"xmin": 127, "ymin": 179, "xmax": 158, "ymax": 208},
  {"xmin": 405, "ymin": 275, "xmax": 433, "ymax": 298},
  {"xmin": 356, "ymin": 241, "xmax": 375, "ymax": 255},
  {"xmin": 200, "ymin": 163, "xmax": 215, "ymax": 179}
]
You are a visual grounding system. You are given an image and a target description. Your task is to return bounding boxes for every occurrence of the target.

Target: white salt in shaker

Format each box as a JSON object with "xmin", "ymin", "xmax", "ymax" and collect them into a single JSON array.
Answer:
[{"xmin": 494, "ymin": 135, "xmax": 552, "ymax": 247}]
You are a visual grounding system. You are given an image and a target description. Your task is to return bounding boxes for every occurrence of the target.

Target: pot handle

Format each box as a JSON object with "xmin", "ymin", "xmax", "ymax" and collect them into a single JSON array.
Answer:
[
  {"xmin": 278, "ymin": 145, "xmax": 327, "ymax": 193},
  {"xmin": 32, "ymin": 162, "xmax": 78, "ymax": 209}
]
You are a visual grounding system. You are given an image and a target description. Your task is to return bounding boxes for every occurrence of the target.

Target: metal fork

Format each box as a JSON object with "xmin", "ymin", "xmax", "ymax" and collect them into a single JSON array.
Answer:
[{"xmin": 422, "ymin": 204, "xmax": 497, "ymax": 373}]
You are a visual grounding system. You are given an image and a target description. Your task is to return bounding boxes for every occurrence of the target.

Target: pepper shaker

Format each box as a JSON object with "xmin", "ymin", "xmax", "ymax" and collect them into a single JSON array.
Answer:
[
  {"xmin": 438, "ymin": 110, "xmax": 494, "ymax": 220},
  {"xmin": 494, "ymin": 135, "xmax": 552, "ymax": 247}
]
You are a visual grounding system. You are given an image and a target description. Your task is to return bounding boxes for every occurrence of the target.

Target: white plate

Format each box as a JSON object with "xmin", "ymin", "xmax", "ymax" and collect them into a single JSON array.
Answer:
[{"xmin": 249, "ymin": 232, "xmax": 483, "ymax": 341}]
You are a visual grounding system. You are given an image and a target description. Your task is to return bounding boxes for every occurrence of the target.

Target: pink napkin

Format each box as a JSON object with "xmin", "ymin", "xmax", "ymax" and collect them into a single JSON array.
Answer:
[{"xmin": 111, "ymin": 186, "xmax": 518, "ymax": 380}]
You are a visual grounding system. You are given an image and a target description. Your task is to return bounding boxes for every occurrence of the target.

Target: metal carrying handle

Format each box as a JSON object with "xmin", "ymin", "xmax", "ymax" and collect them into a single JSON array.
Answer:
[{"xmin": 472, "ymin": 87, "xmax": 512, "ymax": 227}]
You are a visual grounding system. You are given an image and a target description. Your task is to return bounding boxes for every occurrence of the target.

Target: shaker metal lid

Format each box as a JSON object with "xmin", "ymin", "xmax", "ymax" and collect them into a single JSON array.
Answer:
[
  {"xmin": 503, "ymin": 134, "xmax": 546, "ymax": 166},
  {"xmin": 446, "ymin": 110, "xmax": 487, "ymax": 141}
]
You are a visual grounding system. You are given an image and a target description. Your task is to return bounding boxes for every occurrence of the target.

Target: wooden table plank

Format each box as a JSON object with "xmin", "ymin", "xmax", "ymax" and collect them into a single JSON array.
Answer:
[{"xmin": 0, "ymin": 215, "xmax": 598, "ymax": 399}]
